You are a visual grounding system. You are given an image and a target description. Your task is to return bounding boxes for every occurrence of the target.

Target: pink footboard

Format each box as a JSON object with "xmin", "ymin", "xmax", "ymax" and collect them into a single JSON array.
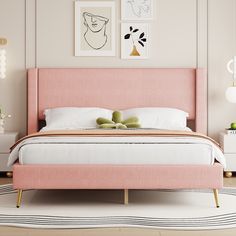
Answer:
[{"xmin": 13, "ymin": 163, "xmax": 223, "ymax": 190}]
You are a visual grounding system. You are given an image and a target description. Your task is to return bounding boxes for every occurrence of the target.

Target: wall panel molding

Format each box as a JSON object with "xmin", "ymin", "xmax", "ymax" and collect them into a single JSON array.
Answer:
[
  {"xmin": 197, "ymin": 0, "xmax": 208, "ymax": 69},
  {"xmin": 25, "ymin": 0, "xmax": 36, "ymax": 68},
  {"xmin": 208, "ymin": 0, "xmax": 236, "ymax": 140},
  {"xmin": 22, "ymin": 0, "xmax": 236, "ymax": 140}
]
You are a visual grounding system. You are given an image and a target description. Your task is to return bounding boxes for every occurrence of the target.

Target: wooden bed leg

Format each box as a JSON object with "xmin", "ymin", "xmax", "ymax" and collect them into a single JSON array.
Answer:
[
  {"xmin": 213, "ymin": 189, "xmax": 219, "ymax": 208},
  {"xmin": 16, "ymin": 190, "xmax": 23, "ymax": 208},
  {"xmin": 124, "ymin": 189, "xmax": 129, "ymax": 205}
]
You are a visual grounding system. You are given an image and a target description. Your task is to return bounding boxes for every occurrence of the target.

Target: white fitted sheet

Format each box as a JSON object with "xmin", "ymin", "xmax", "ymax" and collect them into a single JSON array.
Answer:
[
  {"xmin": 16, "ymin": 136, "xmax": 217, "ymax": 165},
  {"xmin": 19, "ymin": 143, "xmax": 214, "ymax": 165}
]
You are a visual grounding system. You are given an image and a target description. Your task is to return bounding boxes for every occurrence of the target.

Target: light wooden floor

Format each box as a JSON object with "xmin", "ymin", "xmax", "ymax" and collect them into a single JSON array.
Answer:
[{"xmin": 0, "ymin": 175, "xmax": 236, "ymax": 236}]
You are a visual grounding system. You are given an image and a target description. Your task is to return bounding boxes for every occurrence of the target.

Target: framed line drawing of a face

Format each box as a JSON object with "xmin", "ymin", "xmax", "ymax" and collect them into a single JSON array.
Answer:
[
  {"xmin": 75, "ymin": 1, "xmax": 115, "ymax": 56},
  {"xmin": 121, "ymin": 0, "xmax": 153, "ymax": 20}
]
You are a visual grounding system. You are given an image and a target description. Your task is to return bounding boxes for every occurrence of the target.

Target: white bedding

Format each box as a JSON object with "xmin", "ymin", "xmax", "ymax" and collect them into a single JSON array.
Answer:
[{"xmin": 8, "ymin": 136, "xmax": 226, "ymax": 167}]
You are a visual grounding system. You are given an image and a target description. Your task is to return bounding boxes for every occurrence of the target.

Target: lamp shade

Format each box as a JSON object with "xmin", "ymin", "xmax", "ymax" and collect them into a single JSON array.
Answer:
[
  {"xmin": 0, "ymin": 49, "xmax": 6, "ymax": 79},
  {"xmin": 226, "ymin": 86, "xmax": 236, "ymax": 103}
]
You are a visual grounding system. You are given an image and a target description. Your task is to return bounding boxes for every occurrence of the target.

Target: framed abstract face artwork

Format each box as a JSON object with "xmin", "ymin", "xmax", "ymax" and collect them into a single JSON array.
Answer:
[
  {"xmin": 121, "ymin": 0, "xmax": 153, "ymax": 20},
  {"xmin": 75, "ymin": 1, "xmax": 115, "ymax": 56}
]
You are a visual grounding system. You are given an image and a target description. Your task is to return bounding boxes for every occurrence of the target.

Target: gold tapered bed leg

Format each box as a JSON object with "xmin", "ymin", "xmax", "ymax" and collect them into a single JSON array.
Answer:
[
  {"xmin": 16, "ymin": 190, "xmax": 23, "ymax": 208},
  {"xmin": 124, "ymin": 189, "xmax": 129, "ymax": 205},
  {"xmin": 213, "ymin": 189, "xmax": 219, "ymax": 208}
]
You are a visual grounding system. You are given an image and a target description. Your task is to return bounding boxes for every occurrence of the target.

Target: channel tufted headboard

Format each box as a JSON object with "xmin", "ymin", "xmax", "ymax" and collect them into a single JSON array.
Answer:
[{"xmin": 27, "ymin": 68, "xmax": 207, "ymax": 134}]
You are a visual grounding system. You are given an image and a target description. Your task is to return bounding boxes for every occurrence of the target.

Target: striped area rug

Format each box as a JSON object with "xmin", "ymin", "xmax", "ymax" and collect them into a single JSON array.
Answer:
[{"xmin": 0, "ymin": 184, "xmax": 236, "ymax": 230}]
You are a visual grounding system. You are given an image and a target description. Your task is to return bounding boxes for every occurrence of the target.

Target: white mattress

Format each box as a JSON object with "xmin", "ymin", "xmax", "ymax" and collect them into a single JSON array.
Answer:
[{"xmin": 17, "ymin": 136, "xmax": 217, "ymax": 165}]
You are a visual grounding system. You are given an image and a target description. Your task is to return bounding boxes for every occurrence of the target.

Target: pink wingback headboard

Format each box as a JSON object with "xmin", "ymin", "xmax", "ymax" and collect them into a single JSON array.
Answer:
[{"xmin": 27, "ymin": 68, "xmax": 207, "ymax": 134}]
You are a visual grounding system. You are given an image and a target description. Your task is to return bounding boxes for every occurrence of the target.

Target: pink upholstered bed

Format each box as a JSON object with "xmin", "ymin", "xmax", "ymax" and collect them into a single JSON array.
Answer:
[{"xmin": 13, "ymin": 68, "xmax": 223, "ymax": 208}]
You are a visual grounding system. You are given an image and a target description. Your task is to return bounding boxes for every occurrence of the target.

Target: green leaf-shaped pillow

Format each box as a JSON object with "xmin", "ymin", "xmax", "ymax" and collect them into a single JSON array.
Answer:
[{"xmin": 96, "ymin": 111, "xmax": 141, "ymax": 129}]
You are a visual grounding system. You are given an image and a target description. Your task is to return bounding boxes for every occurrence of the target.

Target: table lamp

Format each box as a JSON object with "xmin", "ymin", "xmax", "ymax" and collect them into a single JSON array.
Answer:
[
  {"xmin": 0, "ymin": 49, "xmax": 6, "ymax": 79},
  {"xmin": 226, "ymin": 56, "xmax": 236, "ymax": 103},
  {"xmin": 0, "ymin": 38, "xmax": 7, "ymax": 79}
]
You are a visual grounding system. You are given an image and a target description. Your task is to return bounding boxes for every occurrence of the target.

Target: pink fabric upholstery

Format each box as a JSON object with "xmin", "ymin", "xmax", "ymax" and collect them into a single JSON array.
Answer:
[
  {"xmin": 22, "ymin": 68, "xmax": 220, "ymax": 194},
  {"xmin": 27, "ymin": 68, "xmax": 207, "ymax": 134},
  {"xmin": 27, "ymin": 69, "xmax": 38, "ymax": 133},
  {"xmin": 196, "ymin": 69, "xmax": 207, "ymax": 134},
  {"xmin": 13, "ymin": 163, "xmax": 223, "ymax": 190}
]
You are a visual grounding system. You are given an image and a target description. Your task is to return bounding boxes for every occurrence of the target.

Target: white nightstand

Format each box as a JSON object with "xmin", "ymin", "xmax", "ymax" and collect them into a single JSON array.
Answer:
[
  {"xmin": 0, "ymin": 132, "xmax": 18, "ymax": 177},
  {"xmin": 219, "ymin": 132, "xmax": 236, "ymax": 177}
]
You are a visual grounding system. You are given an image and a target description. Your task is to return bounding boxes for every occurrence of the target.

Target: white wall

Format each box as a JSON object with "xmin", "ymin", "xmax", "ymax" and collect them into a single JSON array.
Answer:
[
  {"xmin": 36, "ymin": 0, "xmax": 197, "ymax": 67},
  {"xmin": 208, "ymin": 0, "xmax": 236, "ymax": 140},
  {"xmin": 0, "ymin": 0, "xmax": 26, "ymax": 137},
  {"xmin": 0, "ymin": 0, "xmax": 235, "ymax": 140}
]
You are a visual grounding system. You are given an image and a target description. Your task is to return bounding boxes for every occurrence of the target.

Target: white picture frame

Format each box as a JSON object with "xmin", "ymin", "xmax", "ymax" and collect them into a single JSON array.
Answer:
[
  {"xmin": 75, "ymin": 1, "xmax": 115, "ymax": 57},
  {"xmin": 121, "ymin": 0, "xmax": 153, "ymax": 20},
  {"xmin": 121, "ymin": 23, "xmax": 149, "ymax": 59}
]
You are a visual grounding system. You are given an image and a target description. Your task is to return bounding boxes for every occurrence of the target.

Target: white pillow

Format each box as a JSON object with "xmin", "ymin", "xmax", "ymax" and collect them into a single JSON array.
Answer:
[
  {"xmin": 41, "ymin": 107, "xmax": 112, "ymax": 131},
  {"xmin": 122, "ymin": 107, "xmax": 189, "ymax": 130}
]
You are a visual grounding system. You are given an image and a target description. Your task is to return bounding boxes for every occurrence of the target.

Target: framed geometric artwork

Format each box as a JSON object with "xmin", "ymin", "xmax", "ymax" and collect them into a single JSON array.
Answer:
[
  {"xmin": 75, "ymin": 1, "xmax": 115, "ymax": 56},
  {"xmin": 121, "ymin": 0, "xmax": 153, "ymax": 20},
  {"xmin": 121, "ymin": 23, "xmax": 149, "ymax": 59}
]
